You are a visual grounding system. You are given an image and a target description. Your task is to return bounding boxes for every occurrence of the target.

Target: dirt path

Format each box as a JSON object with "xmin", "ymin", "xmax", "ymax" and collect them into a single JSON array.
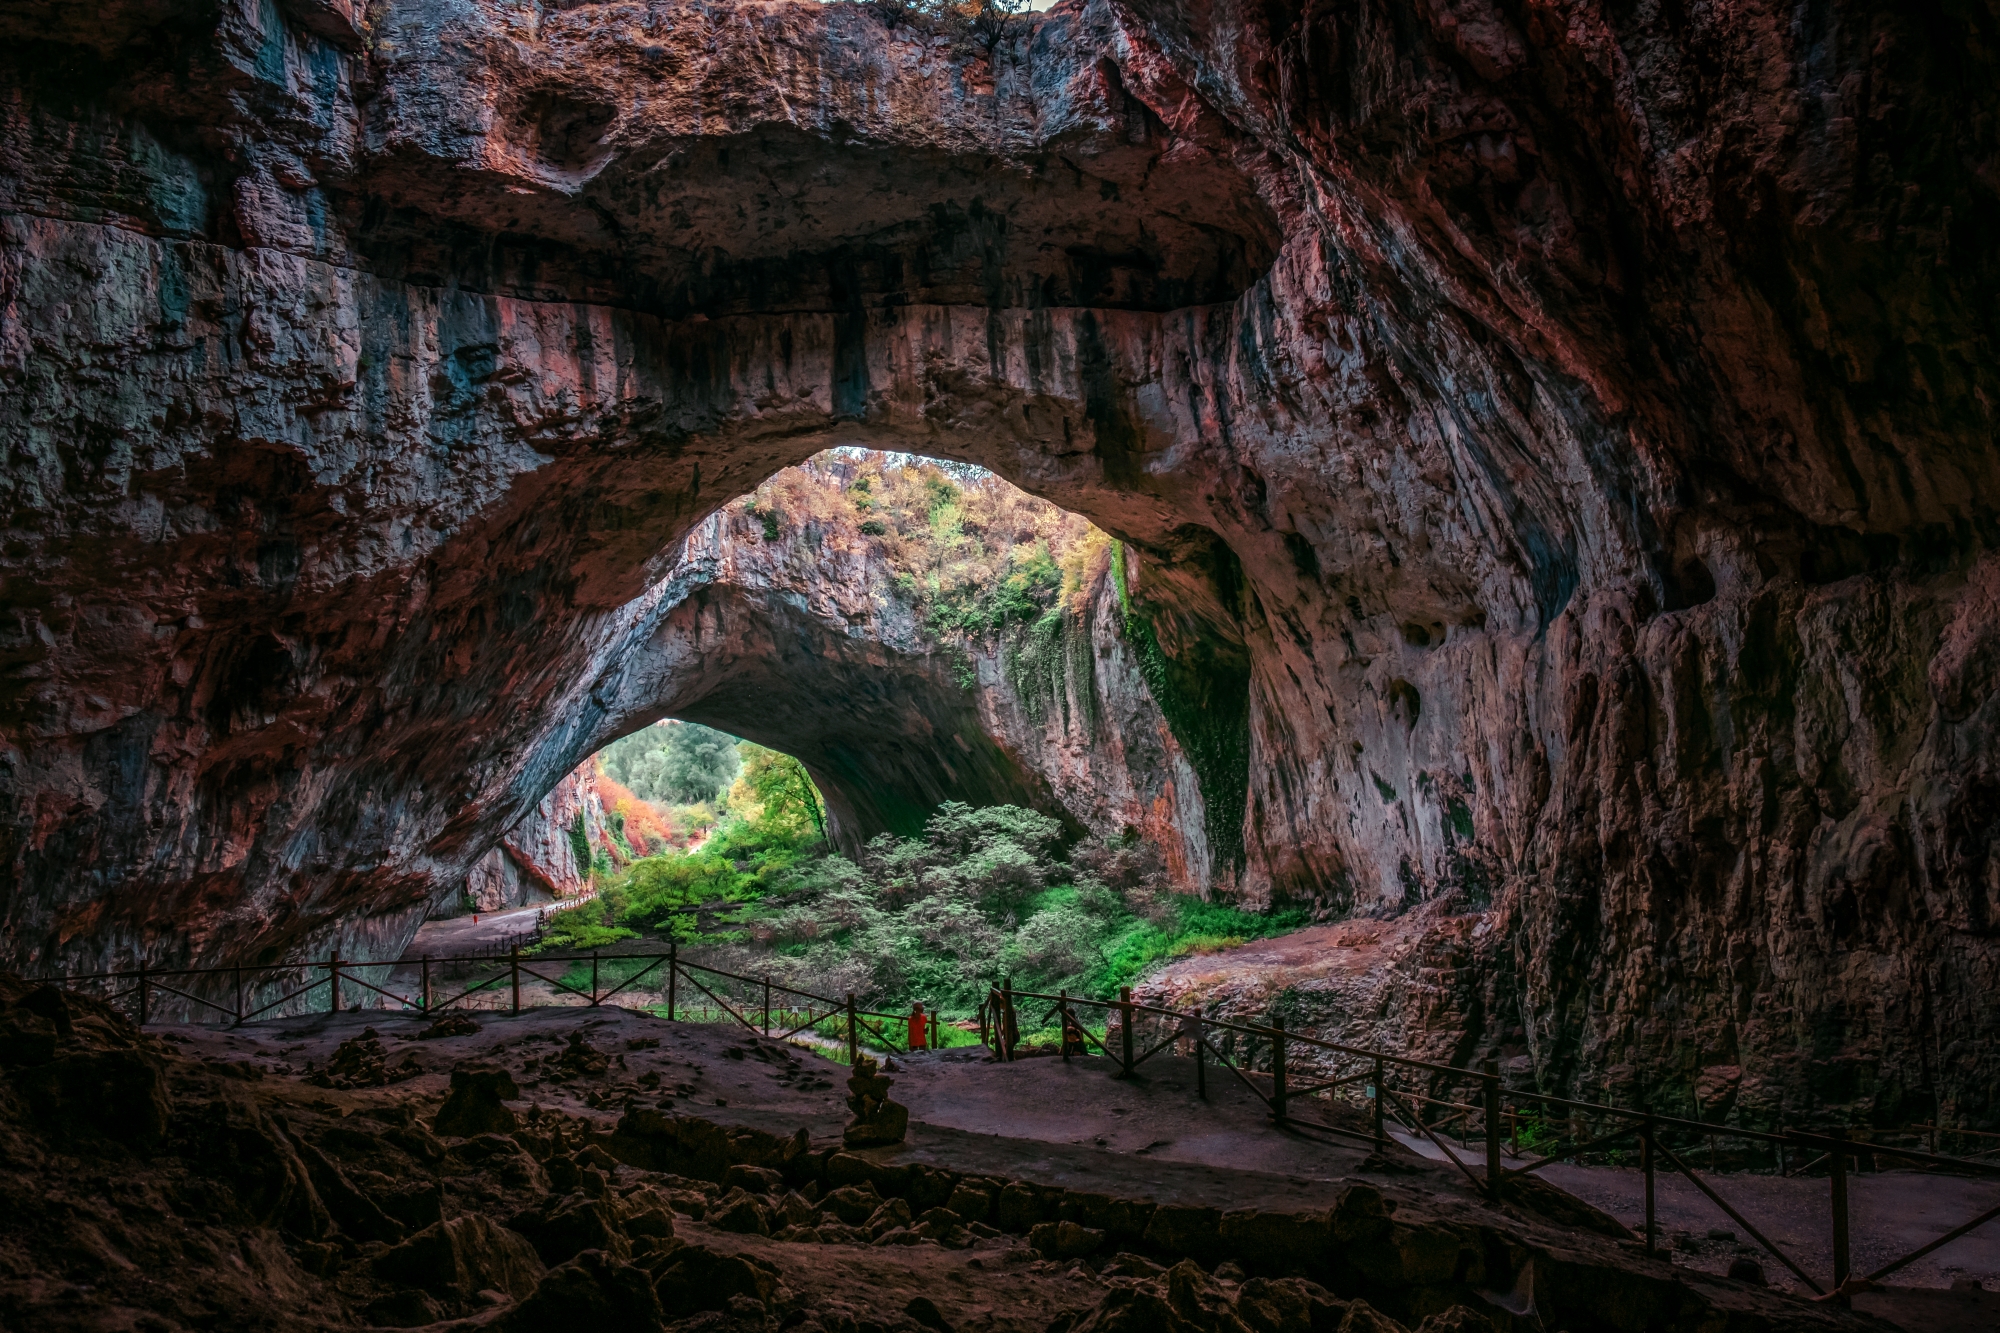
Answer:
[{"xmin": 395, "ymin": 893, "xmax": 603, "ymax": 963}]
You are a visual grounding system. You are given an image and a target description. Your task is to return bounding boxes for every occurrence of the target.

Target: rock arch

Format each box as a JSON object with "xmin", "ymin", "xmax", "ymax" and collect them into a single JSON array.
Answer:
[{"xmin": 3, "ymin": 0, "xmax": 1997, "ymax": 1116}]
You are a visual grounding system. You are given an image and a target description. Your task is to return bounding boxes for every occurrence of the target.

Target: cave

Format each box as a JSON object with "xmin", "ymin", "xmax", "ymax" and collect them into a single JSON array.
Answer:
[
  {"xmin": 478, "ymin": 450, "xmax": 1205, "ymax": 905},
  {"xmin": 3, "ymin": 0, "xmax": 1998, "ymax": 1187}
]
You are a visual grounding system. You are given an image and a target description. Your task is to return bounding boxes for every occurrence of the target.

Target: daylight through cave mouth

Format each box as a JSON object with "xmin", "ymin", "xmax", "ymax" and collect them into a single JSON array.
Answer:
[{"xmin": 487, "ymin": 448, "xmax": 1178, "ymax": 919}]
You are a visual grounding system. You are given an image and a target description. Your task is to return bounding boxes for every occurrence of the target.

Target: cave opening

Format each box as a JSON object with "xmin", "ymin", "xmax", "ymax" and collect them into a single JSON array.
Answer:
[{"xmin": 463, "ymin": 448, "xmax": 1217, "ymax": 928}]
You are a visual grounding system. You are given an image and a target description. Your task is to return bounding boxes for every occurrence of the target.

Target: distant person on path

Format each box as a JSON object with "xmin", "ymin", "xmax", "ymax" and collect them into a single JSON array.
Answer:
[{"xmin": 907, "ymin": 1003, "xmax": 930, "ymax": 1051}]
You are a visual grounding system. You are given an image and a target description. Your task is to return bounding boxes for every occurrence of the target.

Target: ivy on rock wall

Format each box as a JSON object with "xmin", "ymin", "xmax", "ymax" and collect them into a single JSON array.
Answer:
[{"xmin": 1113, "ymin": 543, "xmax": 1251, "ymax": 876}]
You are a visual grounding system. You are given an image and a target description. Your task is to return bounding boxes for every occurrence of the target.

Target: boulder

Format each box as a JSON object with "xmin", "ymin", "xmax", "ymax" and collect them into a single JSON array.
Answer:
[
  {"xmin": 508, "ymin": 1192, "xmax": 631, "ymax": 1266},
  {"xmin": 1167, "ymin": 1259, "xmax": 1250, "ymax": 1331},
  {"xmin": 1060, "ymin": 1191, "xmax": 1156, "ymax": 1245},
  {"xmin": 706, "ymin": 1187, "xmax": 772, "ymax": 1236},
  {"xmin": 1238, "ymin": 1276, "xmax": 1347, "ymax": 1333},
  {"xmin": 1218, "ymin": 1210, "xmax": 1333, "ymax": 1276},
  {"xmin": 434, "ymin": 1064, "xmax": 520, "ymax": 1138},
  {"xmin": 1071, "ymin": 1287, "xmax": 1203, "ymax": 1333},
  {"xmin": 1145, "ymin": 1205, "xmax": 1225, "ymax": 1264},
  {"xmin": 1336, "ymin": 1300, "xmax": 1409, "ymax": 1333},
  {"xmin": 1029, "ymin": 1220, "xmax": 1106, "ymax": 1261},
  {"xmin": 503, "ymin": 1249, "xmax": 662, "ymax": 1333},
  {"xmin": 863, "ymin": 1197, "xmax": 914, "ymax": 1238},
  {"xmin": 724, "ymin": 1163, "xmax": 784, "ymax": 1193},
  {"xmin": 652, "ymin": 1244, "xmax": 778, "ymax": 1320},
  {"xmin": 945, "ymin": 1183, "xmax": 994, "ymax": 1224},
  {"xmin": 995, "ymin": 1182, "xmax": 1049, "ymax": 1232},
  {"xmin": 373, "ymin": 1213, "xmax": 544, "ymax": 1302},
  {"xmin": 820, "ymin": 1184, "xmax": 883, "ymax": 1225}
]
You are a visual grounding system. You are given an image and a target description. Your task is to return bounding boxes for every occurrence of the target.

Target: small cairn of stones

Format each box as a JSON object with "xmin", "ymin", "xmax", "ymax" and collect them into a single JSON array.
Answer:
[
  {"xmin": 842, "ymin": 1054, "xmax": 909, "ymax": 1148},
  {"xmin": 416, "ymin": 1012, "xmax": 480, "ymax": 1039},
  {"xmin": 305, "ymin": 1027, "xmax": 422, "ymax": 1089}
]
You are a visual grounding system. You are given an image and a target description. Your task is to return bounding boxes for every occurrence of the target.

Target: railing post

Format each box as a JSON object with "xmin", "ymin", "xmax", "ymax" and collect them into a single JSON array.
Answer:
[
  {"xmin": 1194, "ymin": 1014, "xmax": 1207, "ymax": 1100},
  {"xmin": 421, "ymin": 957, "xmax": 432, "ymax": 1013},
  {"xmin": 509, "ymin": 944, "xmax": 520, "ymax": 1016},
  {"xmin": 1002, "ymin": 979, "xmax": 1016, "ymax": 1061},
  {"xmin": 328, "ymin": 951, "xmax": 341, "ymax": 1013},
  {"xmin": 1119, "ymin": 986, "xmax": 1134, "ymax": 1076},
  {"xmin": 1642, "ymin": 1115, "xmax": 1657, "ymax": 1255},
  {"xmin": 1482, "ymin": 1058, "xmax": 1503, "ymax": 1200},
  {"xmin": 1830, "ymin": 1130, "xmax": 1851, "ymax": 1298},
  {"xmin": 845, "ymin": 992, "xmax": 858, "ymax": 1066},
  {"xmin": 136, "ymin": 959, "xmax": 150, "ymax": 1026},
  {"xmin": 1271, "ymin": 1018, "xmax": 1287, "ymax": 1121},
  {"xmin": 667, "ymin": 940, "xmax": 678, "ymax": 1020},
  {"xmin": 232, "ymin": 964, "xmax": 244, "ymax": 1026},
  {"xmin": 591, "ymin": 949, "xmax": 600, "ymax": 1006},
  {"xmin": 979, "ymin": 990, "xmax": 990, "ymax": 1049},
  {"xmin": 763, "ymin": 977, "xmax": 771, "ymax": 1036},
  {"xmin": 1371, "ymin": 1056, "xmax": 1386, "ymax": 1148}
]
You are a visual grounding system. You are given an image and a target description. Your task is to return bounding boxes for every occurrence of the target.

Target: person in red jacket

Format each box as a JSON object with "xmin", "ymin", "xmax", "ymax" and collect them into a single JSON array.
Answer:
[{"xmin": 907, "ymin": 1002, "xmax": 930, "ymax": 1051}]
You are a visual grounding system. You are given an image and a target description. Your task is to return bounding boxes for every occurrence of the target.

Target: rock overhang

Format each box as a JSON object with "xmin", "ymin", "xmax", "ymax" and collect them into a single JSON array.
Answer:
[{"xmin": 343, "ymin": 0, "xmax": 1282, "ymax": 318}]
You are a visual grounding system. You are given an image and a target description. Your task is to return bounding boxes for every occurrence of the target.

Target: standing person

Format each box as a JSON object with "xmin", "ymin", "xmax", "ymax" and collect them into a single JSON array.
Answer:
[{"xmin": 907, "ymin": 1002, "xmax": 930, "ymax": 1051}]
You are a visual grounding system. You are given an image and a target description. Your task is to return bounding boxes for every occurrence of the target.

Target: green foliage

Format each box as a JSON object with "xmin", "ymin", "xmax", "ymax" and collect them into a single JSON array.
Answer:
[
  {"xmin": 537, "ymin": 898, "xmax": 637, "ymax": 952},
  {"xmin": 607, "ymin": 799, "xmax": 1303, "ymax": 1020},
  {"xmin": 600, "ymin": 722, "xmax": 742, "ymax": 806},
  {"xmin": 568, "ymin": 811, "xmax": 590, "ymax": 870},
  {"xmin": 602, "ymin": 741, "xmax": 831, "ymax": 938},
  {"xmin": 866, "ymin": 0, "xmax": 1024, "ymax": 53},
  {"xmin": 733, "ymin": 743, "xmax": 827, "ymax": 845}
]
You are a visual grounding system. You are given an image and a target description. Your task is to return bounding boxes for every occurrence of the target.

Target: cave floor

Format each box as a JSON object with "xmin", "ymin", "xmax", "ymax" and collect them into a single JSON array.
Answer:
[{"xmin": 148, "ymin": 1005, "xmax": 1959, "ymax": 1331}]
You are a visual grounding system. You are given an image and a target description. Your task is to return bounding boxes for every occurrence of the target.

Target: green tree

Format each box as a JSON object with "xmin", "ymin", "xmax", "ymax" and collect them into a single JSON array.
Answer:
[
  {"xmin": 733, "ymin": 743, "xmax": 827, "ymax": 845},
  {"xmin": 601, "ymin": 721, "xmax": 742, "ymax": 805}
]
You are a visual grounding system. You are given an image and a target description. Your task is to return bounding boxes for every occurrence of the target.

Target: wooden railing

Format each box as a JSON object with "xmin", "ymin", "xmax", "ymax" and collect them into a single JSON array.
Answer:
[
  {"xmin": 976, "ymin": 981, "xmax": 2000, "ymax": 1302},
  {"xmin": 37, "ymin": 943, "xmax": 929, "ymax": 1060}
]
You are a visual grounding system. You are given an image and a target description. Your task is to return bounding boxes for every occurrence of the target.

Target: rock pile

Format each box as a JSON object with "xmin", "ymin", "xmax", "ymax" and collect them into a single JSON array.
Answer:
[
  {"xmin": 305, "ymin": 1027, "xmax": 422, "ymax": 1089},
  {"xmin": 843, "ymin": 1054, "xmax": 911, "ymax": 1148}
]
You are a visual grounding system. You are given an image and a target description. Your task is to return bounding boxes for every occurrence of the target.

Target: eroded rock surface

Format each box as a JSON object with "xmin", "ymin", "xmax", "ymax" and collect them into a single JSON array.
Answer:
[{"xmin": 0, "ymin": 0, "xmax": 1996, "ymax": 1122}]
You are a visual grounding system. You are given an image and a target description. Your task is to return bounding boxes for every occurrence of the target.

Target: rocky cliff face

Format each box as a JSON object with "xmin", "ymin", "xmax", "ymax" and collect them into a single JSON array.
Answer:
[
  {"xmin": 463, "ymin": 764, "xmax": 606, "ymax": 913},
  {"xmin": 490, "ymin": 457, "xmax": 1210, "ymax": 882},
  {"xmin": 1, "ymin": 0, "xmax": 1995, "ymax": 1122}
]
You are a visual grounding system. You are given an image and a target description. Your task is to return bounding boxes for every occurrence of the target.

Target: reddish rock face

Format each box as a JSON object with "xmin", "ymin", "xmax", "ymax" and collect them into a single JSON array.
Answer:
[{"xmin": 1, "ymin": 0, "xmax": 1995, "ymax": 1121}]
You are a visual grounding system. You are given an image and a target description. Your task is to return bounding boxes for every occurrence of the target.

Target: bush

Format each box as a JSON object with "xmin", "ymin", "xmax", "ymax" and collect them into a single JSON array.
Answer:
[{"xmin": 614, "ymin": 802, "xmax": 1307, "ymax": 1019}]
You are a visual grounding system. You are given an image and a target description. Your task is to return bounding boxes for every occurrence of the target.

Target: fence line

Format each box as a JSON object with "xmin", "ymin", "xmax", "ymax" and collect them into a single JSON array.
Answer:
[
  {"xmin": 975, "ymin": 981, "xmax": 2000, "ymax": 1302},
  {"xmin": 37, "ymin": 949, "xmax": 2000, "ymax": 1298},
  {"xmin": 35, "ymin": 942, "xmax": 934, "ymax": 1061}
]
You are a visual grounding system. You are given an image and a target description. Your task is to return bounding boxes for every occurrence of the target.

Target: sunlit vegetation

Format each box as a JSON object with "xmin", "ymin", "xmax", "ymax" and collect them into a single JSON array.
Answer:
[
  {"xmin": 747, "ymin": 451, "xmax": 1113, "ymax": 701},
  {"xmin": 530, "ymin": 451, "xmax": 1295, "ymax": 1022},
  {"xmin": 541, "ymin": 779, "xmax": 1304, "ymax": 1022},
  {"xmin": 599, "ymin": 721, "xmax": 740, "ymax": 807},
  {"xmin": 534, "ymin": 739, "xmax": 830, "ymax": 953}
]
